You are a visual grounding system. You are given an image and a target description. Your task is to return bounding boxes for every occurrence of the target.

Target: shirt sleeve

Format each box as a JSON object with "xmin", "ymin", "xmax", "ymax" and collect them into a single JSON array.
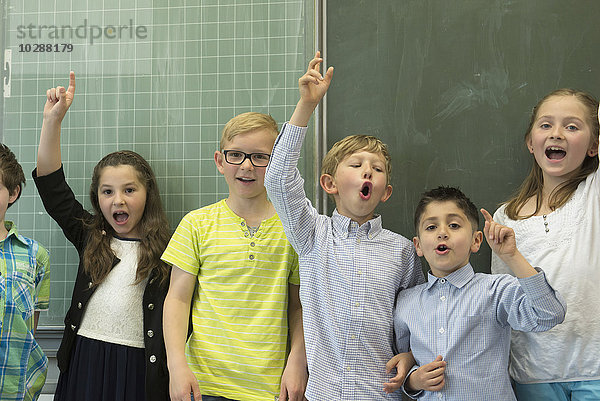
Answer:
[
  {"xmin": 161, "ymin": 212, "xmax": 201, "ymax": 276},
  {"xmin": 287, "ymin": 247, "xmax": 300, "ymax": 286},
  {"xmin": 264, "ymin": 123, "xmax": 321, "ymax": 256},
  {"xmin": 34, "ymin": 243, "xmax": 50, "ymax": 311},
  {"xmin": 493, "ymin": 269, "xmax": 566, "ymax": 332}
]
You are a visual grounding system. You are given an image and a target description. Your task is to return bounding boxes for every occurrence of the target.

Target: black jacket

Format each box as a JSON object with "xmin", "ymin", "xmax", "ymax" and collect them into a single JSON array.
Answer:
[{"xmin": 34, "ymin": 166, "xmax": 169, "ymax": 401}]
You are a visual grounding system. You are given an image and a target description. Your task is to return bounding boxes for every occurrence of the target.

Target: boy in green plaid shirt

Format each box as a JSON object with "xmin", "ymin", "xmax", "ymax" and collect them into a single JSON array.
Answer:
[{"xmin": 0, "ymin": 144, "xmax": 50, "ymax": 400}]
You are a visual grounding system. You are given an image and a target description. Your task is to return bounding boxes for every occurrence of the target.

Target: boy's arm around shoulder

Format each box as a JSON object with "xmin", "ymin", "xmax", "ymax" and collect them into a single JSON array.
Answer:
[{"xmin": 481, "ymin": 209, "xmax": 566, "ymax": 331}]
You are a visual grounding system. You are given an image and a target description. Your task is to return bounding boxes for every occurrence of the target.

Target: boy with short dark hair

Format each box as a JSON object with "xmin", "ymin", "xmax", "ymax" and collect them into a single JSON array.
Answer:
[
  {"xmin": 394, "ymin": 186, "xmax": 566, "ymax": 400},
  {"xmin": 162, "ymin": 112, "xmax": 307, "ymax": 401},
  {"xmin": 0, "ymin": 143, "xmax": 50, "ymax": 400},
  {"xmin": 264, "ymin": 53, "xmax": 425, "ymax": 400}
]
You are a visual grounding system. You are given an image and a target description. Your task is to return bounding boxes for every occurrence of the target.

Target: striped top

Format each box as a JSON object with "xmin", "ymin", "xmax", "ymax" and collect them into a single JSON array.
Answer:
[
  {"xmin": 0, "ymin": 222, "xmax": 50, "ymax": 401},
  {"xmin": 265, "ymin": 123, "xmax": 425, "ymax": 400},
  {"xmin": 161, "ymin": 199, "xmax": 299, "ymax": 401}
]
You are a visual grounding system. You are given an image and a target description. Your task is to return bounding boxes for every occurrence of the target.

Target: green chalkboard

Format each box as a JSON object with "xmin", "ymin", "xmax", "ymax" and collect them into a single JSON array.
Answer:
[{"xmin": 326, "ymin": 0, "xmax": 600, "ymax": 272}]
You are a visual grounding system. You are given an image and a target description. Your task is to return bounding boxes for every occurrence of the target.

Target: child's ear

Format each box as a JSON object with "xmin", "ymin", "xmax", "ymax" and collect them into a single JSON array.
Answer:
[
  {"xmin": 8, "ymin": 186, "xmax": 20, "ymax": 204},
  {"xmin": 412, "ymin": 236, "xmax": 424, "ymax": 257},
  {"xmin": 588, "ymin": 143, "xmax": 599, "ymax": 157},
  {"xmin": 470, "ymin": 230, "xmax": 483, "ymax": 253},
  {"xmin": 319, "ymin": 173, "xmax": 338, "ymax": 195},
  {"xmin": 214, "ymin": 151, "xmax": 225, "ymax": 174},
  {"xmin": 379, "ymin": 184, "xmax": 393, "ymax": 203},
  {"xmin": 526, "ymin": 137, "xmax": 534, "ymax": 154}
]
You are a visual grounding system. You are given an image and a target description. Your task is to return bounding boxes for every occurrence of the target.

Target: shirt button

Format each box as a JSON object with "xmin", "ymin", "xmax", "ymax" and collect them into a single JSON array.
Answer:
[
  {"xmin": 249, "ymin": 254, "xmax": 254, "ymax": 260},
  {"xmin": 440, "ymin": 278, "xmax": 446, "ymax": 284},
  {"xmin": 71, "ymin": 324, "xmax": 77, "ymax": 331},
  {"xmin": 88, "ymin": 281, "xmax": 93, "ymax": 288},
  {"xmin": 346, "ymin": 366, "xmax": 351, "ymax": 372},
  {"xmin": 241, "ymin": 222, "xmax": 246, "ymax": 227},
  {"xmin": 149, "ymin": 355, "xmax": 156, "ymax": 363},
  {"xmin": 147, "ymin": 303, "xmax": 155, "ymax": 310},
  {"xmin": 244, "ymin": 232, "xmax": 250, "ymax": 237},
  {"xmin": 77, "ymin": 302, "xmax": 82, "ymax": 309},
  {"xmin": 147, "ymin": 330, "xmax": 154, "ymax": 338},
  {"xmin": 351, "ymin": 334, "xmax": 356, "ymax": 340},
  {"xmin": 439, "ymin": 327, "xmax": 445, "ymax": 334},
  {"xmin": 354, "ymin": 302, "xmax": 360, "ymax": 307},
  {"xmin": 357, "ymin": 238, "xmax": 361, "ymax": 244},
  {"xmin": 250, "ymin": 242, "xmax": 255, "ymax": 247},
  {"xmin": 357, "ymin": 270, "xmax": 362, "ymax": 275},
  {"xmin": 440, "ymin": 296, "xmax": 446, "ymax": 301}
]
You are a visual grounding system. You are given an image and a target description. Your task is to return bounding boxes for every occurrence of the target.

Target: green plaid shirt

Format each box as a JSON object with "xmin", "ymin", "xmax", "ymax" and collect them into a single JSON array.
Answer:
[{"xmin": 0, "ymin": 222, "xmax": 50, "ymax": 400}]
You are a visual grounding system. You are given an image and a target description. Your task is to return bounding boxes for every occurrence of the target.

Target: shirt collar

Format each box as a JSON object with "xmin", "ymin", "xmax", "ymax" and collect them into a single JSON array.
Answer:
[
  {"xmin": 425, "ymin": 263, "xmax": 475, "ymax": 290},
  {"xmin": 331, "ymin": 209, "xmax": 383, "ymax": 239},
  {"xmin": 2, "ymin": 221, "xmax": 28, "ymax": 246}
]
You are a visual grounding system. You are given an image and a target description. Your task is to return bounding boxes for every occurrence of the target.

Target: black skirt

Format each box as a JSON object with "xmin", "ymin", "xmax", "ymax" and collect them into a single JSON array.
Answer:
[{"xmin": 54, "ymin": 335, "xmax": 146, "ymax": 401}]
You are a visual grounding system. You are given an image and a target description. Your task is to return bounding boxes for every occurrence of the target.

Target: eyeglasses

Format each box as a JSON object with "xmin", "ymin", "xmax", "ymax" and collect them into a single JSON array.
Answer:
[{"xmin": 222, "ymin": 150, "xmax": 271, "ymax": 167}]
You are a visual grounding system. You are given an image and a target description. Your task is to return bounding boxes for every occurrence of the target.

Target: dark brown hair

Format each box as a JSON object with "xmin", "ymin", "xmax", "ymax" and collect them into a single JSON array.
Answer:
[
  {"xmin": 83, "ymin": 150, "xmax": 170, "ymax": 285},
  {"xmin": 504, "ymin": 89, "xmax": 599, "ymax": 219},
  {"xmin": 0, "ymin": 144, "xmax": 26, "ymax": 208},
  {"xmin": 414, "ymin": 186, "xmax": 479, "ymax": 233}
]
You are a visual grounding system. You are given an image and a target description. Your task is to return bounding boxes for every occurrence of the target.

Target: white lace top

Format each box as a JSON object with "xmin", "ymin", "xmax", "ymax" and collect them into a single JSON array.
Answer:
[
  {"xmin": 78, "ymin": 237, "xmax": 148, "ymax": 348},
  {"xmin": 492, "ymin": 169, "xmax": 600, "ymax": 384}
]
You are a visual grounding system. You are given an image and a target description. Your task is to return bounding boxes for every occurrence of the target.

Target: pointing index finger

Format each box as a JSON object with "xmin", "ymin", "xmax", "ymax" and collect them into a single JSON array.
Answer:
[
  {"xmin": 68, "ymin": 71, "xmax": 76, "ymax": 95},
  {"xmin": 480, "ymin": 208, "xmax": 494, "ymax": 223}
]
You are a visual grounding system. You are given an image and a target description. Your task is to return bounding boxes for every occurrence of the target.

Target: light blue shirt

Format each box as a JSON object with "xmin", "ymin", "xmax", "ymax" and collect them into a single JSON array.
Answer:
[
  {"xmin": 265, "ymin": 123, "xmax": 425, "ymax": 400},
  {"xmin": 394, "ymin": 263, "xmax": 566, "ymax": 401}
]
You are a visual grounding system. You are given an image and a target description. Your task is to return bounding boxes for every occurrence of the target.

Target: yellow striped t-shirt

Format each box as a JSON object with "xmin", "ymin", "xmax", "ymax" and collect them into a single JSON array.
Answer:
[{"xmin": 162, "ymin": 199, "xmax": 299, "ymax": 401}]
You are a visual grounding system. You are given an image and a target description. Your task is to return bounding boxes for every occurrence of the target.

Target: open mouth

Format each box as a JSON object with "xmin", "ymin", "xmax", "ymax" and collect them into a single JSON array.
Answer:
[
  {"xmin": 237, "ymin": 177, "xmax": 255, "ymax": 183},
  {"xmin": 113, "ymin": 211, "xmax": 129, "ymax": 224},
  {"xmin": 360, "ymin": 182, "xmax": 372, "ymax": 200},
  {"xmin": 436, "ymin": 244, "xmax": 449, "ymax": 254},
  {"xmin": 545, "ymin": 146, "xmax": 566, "ymax": 160}
]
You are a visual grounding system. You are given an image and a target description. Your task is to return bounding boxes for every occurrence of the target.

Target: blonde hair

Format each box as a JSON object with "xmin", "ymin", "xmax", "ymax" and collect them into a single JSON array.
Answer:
[
  {"xmin": 220, "ymin": 112, "xmax": 279, "ymax": 150},
  {"xmin": 321, "ymin": 135, "xmax": 392, "ymax": 184},
  {"xmin": 504, "ymin": 89, "xmax": 599, "ymax": 220}
]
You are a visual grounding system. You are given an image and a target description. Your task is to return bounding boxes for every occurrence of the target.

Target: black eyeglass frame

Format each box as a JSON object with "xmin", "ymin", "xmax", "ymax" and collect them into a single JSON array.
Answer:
[{"xmin": 222, "ymin": 150, "xmax": 271, "ymax": 167}]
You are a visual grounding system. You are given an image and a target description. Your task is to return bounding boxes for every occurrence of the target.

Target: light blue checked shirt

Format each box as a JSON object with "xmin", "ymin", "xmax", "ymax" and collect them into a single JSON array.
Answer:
[
  {"xmin": 394, "ymin": 263, "xmax": 566, "ymax": 401},
  {"xmin": 265, "ymin": 123, "xmax": 425, "ymax": 400}
]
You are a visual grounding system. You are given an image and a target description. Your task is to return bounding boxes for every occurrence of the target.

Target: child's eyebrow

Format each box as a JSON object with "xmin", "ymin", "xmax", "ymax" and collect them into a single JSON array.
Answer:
[
  {"xmin": 446, "ymin": 213, "xmax": 466, "ymax": 220},
  {"xmin": 537, "ymin": 114, "xmax": 585, "ymax": 124}
]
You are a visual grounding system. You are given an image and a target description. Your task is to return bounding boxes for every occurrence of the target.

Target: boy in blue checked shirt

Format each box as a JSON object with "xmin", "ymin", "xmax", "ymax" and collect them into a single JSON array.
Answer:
[
  {"xmin": 265, "ymin": 52, "xmax": 425, "ymax": 400},
  {"xmin": 0, "ymin": 144, "xmax": 50, "ymax": 400},
  {"xmin": 392, "ymin": 187, "xmax": 565, "ymax": 400}
]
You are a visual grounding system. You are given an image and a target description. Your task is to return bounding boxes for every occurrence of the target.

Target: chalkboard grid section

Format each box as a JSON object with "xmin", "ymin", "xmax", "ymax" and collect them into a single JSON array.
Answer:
[{"xmin": 3, "ymin": 0, "xmax": 315, "ymax": 326}]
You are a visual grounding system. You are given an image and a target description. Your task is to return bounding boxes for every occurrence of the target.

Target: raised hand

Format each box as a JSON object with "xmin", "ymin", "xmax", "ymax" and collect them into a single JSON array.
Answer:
[
  {"xmin": 298, "ymin": 51, "xmax": 333, "ymax": 106},
  {"xmin": 289, "ymin": 51, "xmax": 334, "ymax": 127},
  {"xmin": 43, "ymin": 71, "xmax": 75, "ymax": 124},
  {"xmin": 480, "ymin": 208, "xmax": 518, "ymax": 258}
]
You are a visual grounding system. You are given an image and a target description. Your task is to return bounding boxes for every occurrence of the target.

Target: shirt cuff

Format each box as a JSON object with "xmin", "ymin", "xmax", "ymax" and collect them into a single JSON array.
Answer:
[
  {"xmin": 402, "ymin": 365, "xmax": 424, "ymax": 399},
  {"xmin": 517, "ymin": 267, "xmax": 554, "ymax": 299}
]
